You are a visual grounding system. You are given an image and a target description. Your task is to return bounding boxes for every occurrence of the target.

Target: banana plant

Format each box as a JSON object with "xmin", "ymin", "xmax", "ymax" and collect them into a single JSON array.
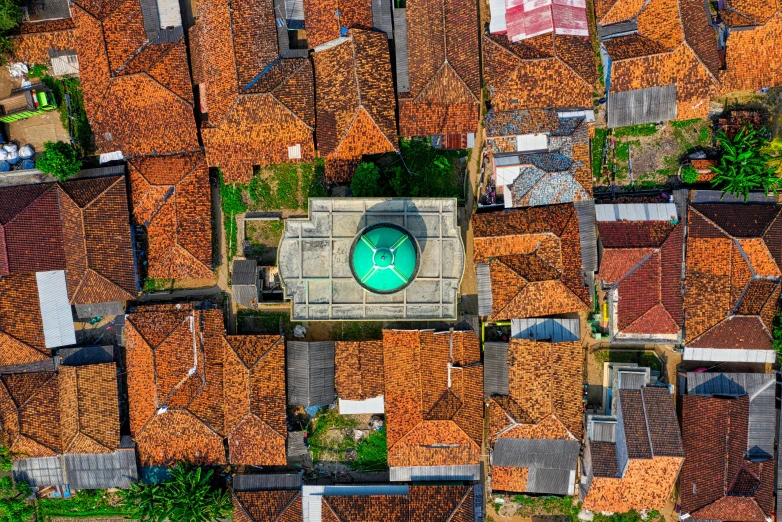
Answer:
[{"xmin": 710, "ymin": 125, "xmax": 779, "ymax": 202}]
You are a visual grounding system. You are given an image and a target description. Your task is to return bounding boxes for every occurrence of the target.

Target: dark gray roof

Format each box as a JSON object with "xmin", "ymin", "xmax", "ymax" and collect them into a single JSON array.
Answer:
[
  {"xmin": 13, "ymin": 457, "xmax": 64, "ymax": 487},
  {"xmin": 75, "ymin": 301, "xmax": 124, "ymax": 319},
  {"xmin": 372, "ymin": 0, "xmax": 393, "ymax": 39},
  {"xmin": 690, "ymin": 190, "xmax": 778, "ymax": 204},
  {"xmin": 393, "ymin": 7, "xmax": 409, "ymax": 93},
  {"xmin": 23, "ymin": 0, "xmax": 71, "ymax": 21},
  {"xmin": 476, "ymin": 263, "xmax": 493, "ymax": 316},
  {"xmin": 608, "ymin": 85, "xmax": 677, "ymax": 128},
  {"xmin": 575, "ymin": 199, "xmax": 597, "ymax": 272},
  {"xmin": 64, "ymin": 448, "xmax": 138, "ymax": 490},
  {"xmin": 233, "ymin": 473, "xmax": 302, "ymax": 492},
  {"xmin": 493, "ymin": 438, "xmax": 579, "ymax": 495},
  {"xmin": 0, "ymin": 358, "xmax": 57, "ymax": 374},
  {"xmin": 687, "ymin": 372, "xmax": 776, "ymax": 461},
  {"xmin": 483, "ymin": 342, "xmax": 509, "ymax": 397},
  {"xmin": 232, "ymin": 259, "xmax": 258, "ymax": 286},
  {"xmin": 597, "ymin": 20, "xmax": 638, "ymax": 40},
  {"xmin": 58, "ymin": 346, "xmax": 114, "ymax": 366},
  {"xmin": 286, "ymin": 341, "xmax": 335, "ymax": 407},
  {"xmin": 511, "ymin": 318, "xmax": 579, "ymax": 343}
]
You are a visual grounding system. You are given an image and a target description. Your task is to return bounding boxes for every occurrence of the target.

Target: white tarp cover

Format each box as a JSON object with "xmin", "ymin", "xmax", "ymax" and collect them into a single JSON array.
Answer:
[
  {"xmin": 683, "ymin": 347, "xmax": 776, "ymax": 363},
  {"xmin": 338, "ymin": 395, "xmax": 385, "ymax": 415},
  {"xmin": 490, "ymin": 0, "xmax": 507, "ymax": 33},
  {"xmin": 595, "ymin": 203, "xmax": 678, "ymax": 222},
  {"xmin": 36, "ymin": 270, "xmax": 76, "ymax": 348},
  {"xmin": 516, "ymin": 133, "xmax": 549, "ymax": 152}
]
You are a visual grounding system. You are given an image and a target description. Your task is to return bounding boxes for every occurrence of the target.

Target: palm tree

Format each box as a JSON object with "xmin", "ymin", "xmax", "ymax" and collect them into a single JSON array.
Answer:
[{"xmin": 710, "ymin": 125, "xmax": 780, "ymax": 202}]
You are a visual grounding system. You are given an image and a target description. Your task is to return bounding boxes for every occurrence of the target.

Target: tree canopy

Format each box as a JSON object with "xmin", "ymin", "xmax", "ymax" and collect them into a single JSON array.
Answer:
[
  {"xmin": 0, "ymin": 476, "xmax": 33, "ymax": 522},
  {"xmin": 350, "ymin": 162, "xmax": 381, "ymax": 197},
  {"xmin": 35, "ymin": 141, "xmax": 82, "ymax": 181},
  {"xmin": 710, "ymin": 125, "xmax": 779, "ymax": 201}
]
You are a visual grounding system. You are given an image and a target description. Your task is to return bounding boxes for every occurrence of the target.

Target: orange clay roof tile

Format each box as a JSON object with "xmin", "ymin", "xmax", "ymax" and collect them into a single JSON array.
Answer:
[
  {"xmin": 334, "ymin": 340, "xmax": 384, "ymax": 401},
  {"xmin": 303, "ymin": 0, "xmax": 374, "ymax": 49},
  {"xmin": 720, "ymin": 14, "xmax": 782, "ymax": 93}
]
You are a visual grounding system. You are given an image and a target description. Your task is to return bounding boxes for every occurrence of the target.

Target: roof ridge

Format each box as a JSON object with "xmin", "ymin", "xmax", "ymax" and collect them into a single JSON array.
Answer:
[
  {"xmin": 615, "ymin": 249, "xmax": 657, "ymax": 285},
  {"xmin": 268, "ymin": 92, "xmax": 314, "ymax": 131},
  {"xmin": 143, "ymin": 71, "xmax": 195, "ymax": 109},
  {"xmin": 551, "ymin": 37, "xmax": 594, "ymax": 87},
  {"xmin": 445, "ymin": 486, "xmax": 472, "ymax": 522},
  {"xmin": 5, "ymin": 183, "xmax": 58, "ymax": 226},
  {"xmin": 333, "ymin": 106, "xmax": 395, "ymax": 157}
]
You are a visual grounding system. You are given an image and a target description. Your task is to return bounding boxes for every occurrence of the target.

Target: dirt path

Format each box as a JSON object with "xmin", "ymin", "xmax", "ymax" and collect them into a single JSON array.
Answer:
[{"xmin": 211, "ymin": 182, "xmax": 235, "ymax": 333}]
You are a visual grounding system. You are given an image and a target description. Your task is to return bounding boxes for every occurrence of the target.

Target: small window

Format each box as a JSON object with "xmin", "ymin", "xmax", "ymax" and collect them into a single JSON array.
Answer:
[{"xmin": 288, "ymin": 144, "xmax": 302, "ymax": 160}]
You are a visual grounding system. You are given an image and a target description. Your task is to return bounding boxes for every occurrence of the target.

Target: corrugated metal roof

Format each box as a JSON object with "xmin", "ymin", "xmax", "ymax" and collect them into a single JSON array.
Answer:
[
  {"xmin": 64, "ymin": 448, "xmax": 139, "ymax": 489},
  {"xmin": 389, "ymin": 464, "xmax": 481, "ymax": 481},
  {"xmin": 511, "ymin": 318, "xmax": 579, "ymax": 342},
  {"xmin": 527, "ymin": 468, "xmax": 575, "ymax": 495},
  {"xmin": 683, "ymin": 347, "xmax": 776, "ymax": 363},
  {"xmin": 489, "ymin": 0, "xmax": 507, "ymax": 33},
  {"xmin": 59, "ymin": 346, "xmax": 114, "ymax": 366},
  {"xmin": 575, "ymin": 199, "xmax": 597, "ymax": 272},
  {"xmin": 673, "ymin": 189, "xmax": 688, "ymax": 223},
  {"xmin": 286, "ymin": 341, "xmax": 335, "ymax": 407},
  {"xmin": 690, "ymin": 190, "xmax": 778, "ymax": 204},
  {"xmin": 608, "ymin": 85, "xmax": 677, "ymax": 128},
  {"xmin": 618, "ymin": 370, "xmax": 646, "ymax": 389},
  {"xmin": 36, "ymin": 270, "xmax": 76, "ymax": 349},
  {"xmin": 492, "ymin": 438, "xmax": 579, "ymax": 469},
  {"xmin": 589, "ymin": 418, "xmax": 617, "ymax": 442},
  {"xmin": 393, "ymin": 8, "xmax": 410, "ymax": 93},
  {"xmin": 338, "ymin": 395, "xmax": 385, "ymax": 414},
  {"xmin": 372, "ymin": 0, "xmax": 393, "ymax": 38},
  {"xmin": 477, "ymin": 263, "xmax": 493, "ymax": 316},
  {"xmin": 597, "ymin": 20, "xmax": 638, "ymax": 40},
  {"xmin": 233, "ymin": 473, "xmax": 302, "ymax": 492},
  {"xmin": 777, "ymin": 406, "xmax": 782, "ymax": 515},
  {"xmin": 484, "ymin": 342, "xmax": 509, "ymax": 396},
  {"xmin": 24, "ymin": 0, "xmax": 72, "ymax": 21},
  {"xmin": 232, "ymin": 259, "xmax": 258, "ymax": 286},
  {"xmin": 687, "ymin": 372, "xmax": 776, "ymax": 460},
  {"xmin": 303, "ymin": 484, "xmax": 409, "ymax": 522},
  {"xmin": 13, "ymin": 457, "xmax": 64, "ymax": 486},
  {"xmin": 595, "ymin": 203, "xmax": 678, "ymax": 222},
  {"xmin": 139, "ymin": 0, "xmax": 160, "ymax": 37}
]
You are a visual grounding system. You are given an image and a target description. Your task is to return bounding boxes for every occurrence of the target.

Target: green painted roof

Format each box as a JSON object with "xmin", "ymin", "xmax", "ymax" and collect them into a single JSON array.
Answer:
[{"xmin": 351, "ymin": 225, "xmax": 417, "ymax": 293}]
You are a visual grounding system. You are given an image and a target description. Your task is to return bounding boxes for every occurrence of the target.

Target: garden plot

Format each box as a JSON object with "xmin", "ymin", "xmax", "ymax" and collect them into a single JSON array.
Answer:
[
  {"xmin": 307, "ymin": 408, "xmax": 387, "ymax": 472},
  {"xmin": 244, "ymin": 219, "xmax": 283, "ymax": 265}
]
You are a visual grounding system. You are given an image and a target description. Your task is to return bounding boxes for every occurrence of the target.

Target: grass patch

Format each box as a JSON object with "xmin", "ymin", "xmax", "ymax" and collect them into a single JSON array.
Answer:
[
  {"xmin": 37, "ymin": 490, "xmax": 132, "ymax": 521},
  {"xmin": 219, "ymin": 170, "xmax": 247, "ymax": 262},
  {"xmin": 592, "ymin": 127, "xmax": 607, "ymax": 180},
  {"xmin": 595, "ymin": 510, "xmax": 662, "ymax": 522},
  {"xmin": 142, "ymin": 278, "xmax": 174, "ymax": 292},
  {"xmin": 308, "ymin": 408, "xmax": 360, "ymax": 463},
  {"xmin": 594, "ymin": 349, "xmax": 662, "ymax": 372},
  {"xmin": 303, "ymin": 158, "xmax": 328, "ymax": 207},
  {"xmin": 511, "ymin": 495, "xmax": 580, "ymax": 519},
  {"xmin": 40, "ymin": 76, "xmax": 93, "ymax": 156},
  {"xmin": 353, "ymin": 427, "xmax": 388, "ymax": 471},
  {"xmin": 329, "ymin": 322, "xmax": 383, "ymax": 341},
  {"xmin": 612, "ymin": 123, "xmax": 658, "ymax": 138},
  {"xmin": 249, "ymin": 163, "xmax": 300, "ymax": 210},
  {"xmin": 671, "ymin": 118, "xmax": 701, "ymax": 128},
  {"xmin": 237, "ymin": 309, "xmax": 291, "ymax": 333}
]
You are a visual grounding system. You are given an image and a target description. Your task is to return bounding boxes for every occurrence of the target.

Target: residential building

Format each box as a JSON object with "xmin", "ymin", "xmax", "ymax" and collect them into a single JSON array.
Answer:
[
  {"xmin": 11, "ymin": 0, "xmax": 77, "ymax": 68},
  {"xmin": 384, "ymin": 330, "xmax": 483, "ymax": 482},
  {"xmin": 488, "ymin": 0, "xmax": 589, "ymax": 41},
  {"xmin": 395, "ymin": 0, "xmax": 480, "ymax": 143},
  {"xmin": 487, "ymin": 339, "xmax": 583, "ymax": 495},
  {"xmin": 0, "ymin": 360, "xmax": 138, "ymax": 490},
  {"xmin": 232, "ymin": 473, "xmax": 303, "ymax": 522},
  {"xmin": 595, "ymin": 0, "xmax": 721, "ymax": 126},
  {"xmin": 278, "ymin": 198, "xmax": 464, "ymax": 321},
  {"xmin": 472, "ymin": 203, "xmax": 596, "ymax": 319},
  {"xmin": 596, "ymin": 202, "xmax": 684, "ymax": 343},
  {"xmin": 125, "ymin": 303, "xmax": 287, "ymax": 466},
  {"xmin": 190, "ymin": 0, "xmax": 315, "ymax": 184},
  {"xmin": 684, "ymin": 202, "xmax": 782, "ymax": 363},
  {"xmin": 334, "ymin": 340, "xmax": 384, "ymax": 415},
  {"xmin": 312, "ymin": 29, "xmax": 398, "ymax": 182},
  {"xmin": 485, "ymin": 108, "xmax": 594, "ymax": 208},
  {"xmin": 302, "ymin": 0, "xmax": 375, "ymax": 49},
  {"xmin": 286, "ymin": 340, "xmax": 337, "ymax": 408},
  {"xmin": 680, "ymin": 372, "xmax": 776, "ymax": 522},
  {"xmin": 582, "ymin": 387, "xmax": 684, "ymax": 512}
]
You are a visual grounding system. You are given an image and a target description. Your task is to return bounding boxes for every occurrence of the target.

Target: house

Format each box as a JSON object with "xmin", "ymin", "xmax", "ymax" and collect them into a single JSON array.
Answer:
[
  {"xmin": 395, "ymin": 0, "xmax": 480, "ymax": 142},
  {"xmin": 11, "ymin": 0, "xmax": 77, "ymax": 68},
  {"xmin": 334, "ymin": 340, "xmax": 384, "ymax": 414},
  {"xmin": 0, "ymin": 175, "xmax": 137, "ymax": 352},
  {"xmin": 680, "ymin": 372, "xmax": 776, "ymax": 522},
  {"xmin": 595, "ymin": 0, "xmax": 721, "ymax": 126},
  {"xmin": 286, "ymin": 341, "xmax": 336, "ymax": 407},
  {"xmin": 487, "ymin": 339, "xmax": 582, "ymax": 495},
  {"xmin": 232, "ymin": 259, "xmax": 259, "ymax": 308},
  {"xmin": 277, "ymin": 198, "xmax": 464, "ymax": 321},
  {"xmin": 0, "ymin": 361, "xmax": 139, "ymax": 490},
  {"xmin": 190, "ymin": 0, "xmax": 315, "ymax": 184},
  {"xmin": 312, "ymin": 29, "xmax": 398, "ymax": 182},
  {"xmin": 582, "ymin": 387, "xmax": 684, "ymax": 512},
  {"xmin": 384, "ymin": 330, "xmax": 483, "ymax": 482},
  {"xmin": 302, "ymin": 0, "xmax": 374, "ymax": 49},
  {"xmin": 472, "ymin": 203, "xmax": 596, "ymax": 319},
  {"xmin": 485, "ymin": 109, "xmax": 594, "ymax": 208},
  {"xmin": 232, "ymin": 473, "xmax": 303, "ymax": 522},
  {"xmin": 684, "ymin": 202, "xmax": 782, "ymax": 363},
  {"xmin": 718, "ymin": 0, "xmax": 782, "ymax": 93},
  {"xmin": 483, "ymin": 33, "xmax": 597, "ymax": 110},
  {"xmin": 489, "ymin": 0, "xmax": 589, "ymax": 42},
  {"xmin": 125, "ymin": 303, "xmax": 287, "ymax": 467},
  {"xmin": 596, "ymin": 202, "xmax": 684, "ymax": 342}
]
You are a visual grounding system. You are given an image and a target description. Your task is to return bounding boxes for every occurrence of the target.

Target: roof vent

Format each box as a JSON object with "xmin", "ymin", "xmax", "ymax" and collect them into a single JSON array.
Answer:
[{"xmin": 157, "ymin": 406, "xmax": 168, "ymax": 415}]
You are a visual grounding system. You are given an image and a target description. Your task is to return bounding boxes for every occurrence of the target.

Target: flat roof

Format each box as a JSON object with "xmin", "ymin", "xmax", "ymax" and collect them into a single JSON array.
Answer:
[{"xmin": 278, "ymin": 198, "xmax": 464, "ymax": 320}]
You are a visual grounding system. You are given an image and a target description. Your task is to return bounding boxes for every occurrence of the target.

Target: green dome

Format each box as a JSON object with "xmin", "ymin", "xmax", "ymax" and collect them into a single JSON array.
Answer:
[{"xmin": 350, "ymin": 223, "xmax": 419, "ymax": 294}]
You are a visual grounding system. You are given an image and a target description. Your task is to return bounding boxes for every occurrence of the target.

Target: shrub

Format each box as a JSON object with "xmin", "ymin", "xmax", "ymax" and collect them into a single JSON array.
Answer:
[
  {"xmin": 682, "ymin": 164, "xmax": 698, "ymax": 184},
  {"xmin": 710, "ymin": 125, "xmax": 779, "ymax": 201},
  {"xmin": 350, "ymin": 162, "xmax": 381, "ymax": 197},
  {"xmin": 35, "ymin": 141, "xmax": 82, "ymax": 180},
  {"xmin": 0, "ymin": 476, "xmax": 33, "ymax": 522}
]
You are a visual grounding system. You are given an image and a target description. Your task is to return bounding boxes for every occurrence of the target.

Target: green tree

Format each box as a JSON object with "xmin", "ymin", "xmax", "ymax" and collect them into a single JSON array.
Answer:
[
  {"xmin": 119, "ymin": 462, "xmax": 231, "ymax": 522},
  {"xmin": 0, "ymin": 446, "xmax": 25, "ymax": 472},
  {"xmin": 763, "ymin": 136, "xmax": 782, "ymax": 176},
  {"xmin": 350, "ymin": 162, "xmax": 381, "ymax": 197},
  {"xmin": 0, "ymin": 476, "xmax": 33, "ymax": 522},
  {"xmin": 710, "ymin": 126, "xmax": 779, "ymax": 202},
  {"xmin": 35, "ymin": 141, "xmax": 82, "ymax": 181},
  {"xmin": 681, "ymin": 164, "xmax": 698, "ymax": 184},
  {"xmin": 0, "ymin": 0, "xmax": 22, "ymax": 33}
]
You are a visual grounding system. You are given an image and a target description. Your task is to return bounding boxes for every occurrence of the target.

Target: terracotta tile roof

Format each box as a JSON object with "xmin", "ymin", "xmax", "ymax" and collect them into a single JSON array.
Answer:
[
  {"xmin": 590, "ymin": 441, "xmax": 619, "ymax": 477},
  {"xmin": 491, "ymin": 338, "xmax": 583, "ymax": 442},
  {"xmin": 681, "ymin": 394, "xmax": 774, "ymax": 521},
  {"xmin": 598, "ymin": 222, "xmax": 683, "ymax": 336},
  {"xmin": 68, "ymin": 1, "xmax": 199, "ymax": 158},
  {"xmin": 398, "ymin": 0, "xmax": 480, "ymax": 137},
  {"xmin": 320, "ymin": 485, "xmax": 476, "ymax": 521},
  {"xmin": 491, "ymin": 466, "xmax": 529, "ymax": 492},
  {"xmin": 383, "ymin": 330, "xmax": 482, "ymax": 468},
  {"xmin": 232, "ymin": 490, "xmax": 302, "ymax": 522},
  {"xmin": 600, "ymin": 0, "xmax": 721, "ymax": 121},
  {"xmin": 719, "ymin": 14, "xmax": 782, "ymax": 93},
  {"xmin": 483, "ymin": 32, "xmax": 597, "ymax": 109},
  {"xmin": 313, "ymin": 29, "xmax": 398, "ymax": 182},
  {"xmin": 302, "ymin": 0, "xmax": 374, "ymax": 49},
  {"xmin": 685, "ymin": 205, "xmax": 782, "ymax": 344},
  {"xmin": 0, "ymin": 178, "xmax": 136, "ymax": 304},
  {"xmin": 334, "ymin": 341, "xmax": 384, "ymax": 401},
  {"xmin": 11, "ymin": 19, "xmax": 78, "ymax": 65},
  {"xmin": 0, "ymin": 274, "xmax": 49, "ymax": 365},
  {"xmin": 472, "ymin": 204, "xmax": 590, "ymax": 319},
  {"xmin": 125, "ymin": 304, "xmax": 286, "ymax": 466},
  {"xmin": 190, "ymin": 0, "xmax": 316, "ymax": 184},
  {"xmin": 128, "ymin": 153, "xmax": 213, "ymax": 281},
  {"xmin": 0, "ymin": 363, "xmax": 120, "ymax": 458}
]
